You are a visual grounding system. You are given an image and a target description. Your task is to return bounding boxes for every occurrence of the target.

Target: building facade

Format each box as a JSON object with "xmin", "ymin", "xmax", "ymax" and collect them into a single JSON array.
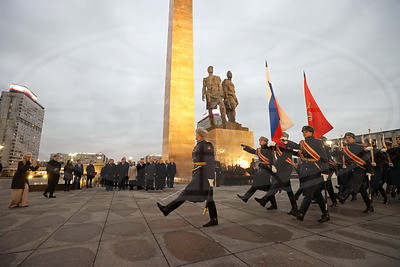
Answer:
[{"xmin": 0, "ymin": 84, "xmax": 45, "ymax": 172}]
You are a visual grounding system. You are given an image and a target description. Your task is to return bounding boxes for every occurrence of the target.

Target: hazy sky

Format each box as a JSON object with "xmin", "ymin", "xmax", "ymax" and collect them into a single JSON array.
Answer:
[{"xmin": 1, "ymin": 0, "xmax": 399, "ymax": 161}]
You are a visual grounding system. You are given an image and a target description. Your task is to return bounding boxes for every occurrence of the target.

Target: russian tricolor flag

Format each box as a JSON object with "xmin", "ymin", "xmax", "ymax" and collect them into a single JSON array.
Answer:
[{"xmin": 265, "ymin": 61, "xmax": 293, "ymax": 143}]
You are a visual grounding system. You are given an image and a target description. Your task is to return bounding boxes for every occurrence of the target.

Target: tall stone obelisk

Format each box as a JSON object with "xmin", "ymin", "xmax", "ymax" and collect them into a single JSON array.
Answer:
[{"xmin": 162, "ymin": 0, "xmax": 194, "ymax": 178}]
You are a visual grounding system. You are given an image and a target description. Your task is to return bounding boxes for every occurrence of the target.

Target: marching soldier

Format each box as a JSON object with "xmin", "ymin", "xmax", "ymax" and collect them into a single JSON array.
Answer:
[
  {"xmin": 384, "ymin": 137, "xmax": 400, "ymax": 198},
  {"xmin": 254, "ymin": 132, "xmax": 299, "ymax": 215},
  {"xmin": 237, "ymin": 136, "xmax": 277, "ymax": 207},
  {"xmin": 335, "ymin": 132, "xmax": 374, "ymax": 213},
  {"xmin": 363, "ymin": 140, "xmax": 389, "ymax": 204},
  {"xmin": 157, "ymin": 127, "xmax": 218, "ymax": 227},
  {"xmin": 321, "ymin": 136, "xmax": 338, "ymax": 207},
  {"xmin": 291, "ymin": 126, "xmax": 330, "ymax": 222}
]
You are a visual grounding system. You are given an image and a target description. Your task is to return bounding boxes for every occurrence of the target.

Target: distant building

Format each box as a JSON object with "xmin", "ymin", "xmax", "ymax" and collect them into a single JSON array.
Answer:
[{"xmin": 0, "ymin": 84, "xmax": 45, "ymax": 172}]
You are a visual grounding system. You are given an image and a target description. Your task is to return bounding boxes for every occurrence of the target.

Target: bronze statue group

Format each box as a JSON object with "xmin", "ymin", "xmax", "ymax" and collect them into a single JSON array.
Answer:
[{"xmin": 157, "ymin": 125, "xmax": 400, "ymax": 227}]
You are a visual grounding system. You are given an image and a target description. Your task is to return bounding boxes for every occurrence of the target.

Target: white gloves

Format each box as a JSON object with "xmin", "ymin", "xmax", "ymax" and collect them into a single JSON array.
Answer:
[
  {"xmin": 342, "ymin": 165, "xmax": 347, "ymax": 169},
  {"xmin": 365, "ymin": 146, "xmax": 373, "ymax": 151},
  {"xmin": 322, "ymin": 174, "xmax": 328, "ymax": 182},
  {"xmin": 389, "ymin": 163, "xmax": 394, "ymax": 167},
  {"xmin": 208, "ymin": 179, "xmax": 214, "ymax": 187},
  {"xmin": 381, "ymin": 148, "xmax": 387, "ymax": 152},
  {"xmin": 371, "ymin": 162, "xmax": 376, "ymax": 167},
  {"xmin": 366, "ymin": 173, "xmax": 372, "ymax": 181},
  {"xmin": 268, "ymin": 141, "xmax": 276, "ymax": 147},
  {"xmin": 271, "ymin": 165, "xmax": 277, "ymax": 173}
]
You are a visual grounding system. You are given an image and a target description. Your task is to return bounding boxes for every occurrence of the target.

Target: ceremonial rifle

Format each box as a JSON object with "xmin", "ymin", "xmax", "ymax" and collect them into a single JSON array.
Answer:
[
  {"xmin": 339, "ymin": 130, "xmax": 346, "ymax": 168},
  {"xmin": 367, "ymin": 124, "xmax": 374, "ymax": 201},
  {"xmin": 381, "ymin": 129, "xmax": 393, "ymax": 166}
]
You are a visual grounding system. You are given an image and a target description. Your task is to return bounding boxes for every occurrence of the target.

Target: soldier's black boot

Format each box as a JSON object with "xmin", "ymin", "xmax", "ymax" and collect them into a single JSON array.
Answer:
[
  {"xmin": 318, "ymin": 213, "xmax": 330, "ymax": 223},
  {"xmin": 267, "ymin": 196, "xmax": 277, "ymax": 210},
  {"xmin": 157, "ymin": 199, "xmax": 184, "ymax": 217},
  {"xmin": 335, "ymin": 188, "xmax": 351, "ymax": 204},
  {"xmin": 237, "ymin": 187, "xmax": 256, "ymax": 203},
  {"xmin": 379, "ymin": 187, "xmax": 390, "ymax": 204},
  {"xmin": 254, "ymin": 196, "xmax": 268, "ymax": 207},
  {"xmin": 203, "ymin": 201, "xmax": 218, "ymax": 227},
  {"xmin": 296, "ymin": 196, "xmax": 312, "ymax": 221},
  {"xmin": 287, "ymin": 193, "xmax": 299, "ymax": 216},
  {"xmin": 360, "ymin": 188, "xmax": 374, "ymax": 213}
]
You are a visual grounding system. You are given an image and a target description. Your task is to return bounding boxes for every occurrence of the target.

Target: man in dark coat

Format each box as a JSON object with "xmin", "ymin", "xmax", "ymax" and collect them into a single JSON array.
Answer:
[
  {"xmin": 145, "ymin": 157, "xmax": 156, "ymax": 190},
  {"xmin": 156, "ymin": 159, "xmax": 167, "ymax": 190},
  {"xmin": 103, "ymin": 159, "xmax": 117, "ymax": 191},
  {"xmin": 44, "ymin": 154, "xmax": 62, "ymax": 198},
  {"xmin": 157, "ymin": 127, "xmax": 218, "ymax": 227},
  {"xmin": 291, "ymin": 126, "xmax": 330, "ymax": 222},
  {"xmin": 385, "ymin": 137, "xmax": 400, "ymax": 197},
  {"xmin": 236, "ymin": 136, "xmax": 276, "ymax": 205},
  {"xmin": 136, "ymin": 158, "xmax": 146, "ymax": 190},
  {"xmin": 254, "ymin": 132, "xmax": 299, "ymax": 214},
  {"xmin": 73, "ymin": 159, "xmax": 84, "ymax": 190},
  {"xmin": 335, "ymin": 132, "xmax": 374, "ymax": 213},
  {"xmin": 166, "ymin": 159, "xmax": 177, "ymax": 188},
  {"xmin": 117, "ymin": 157, "xmax": 130, "ymax": 190},
  {"xmin": 86, "ymin": 161, "xmax": 95, "ymax": 188}
]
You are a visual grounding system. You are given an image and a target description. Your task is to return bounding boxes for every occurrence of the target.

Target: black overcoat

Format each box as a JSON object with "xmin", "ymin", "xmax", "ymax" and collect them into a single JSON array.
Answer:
[
  {"xmin": 178, "ymin": 139, "xmax": 215, "ymax": 202},
  {"xmin": 11, "ymin": 161, "xmax": 39, "ymax": 189}
]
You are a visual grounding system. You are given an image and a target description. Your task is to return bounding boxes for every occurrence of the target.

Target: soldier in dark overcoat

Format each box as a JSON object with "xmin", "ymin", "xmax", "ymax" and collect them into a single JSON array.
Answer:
[
  {"xmin": 157, "ymin": 127, "xmax": 218, "ymax": 227},
  {"xmin": 236, "ymin": 136, "xmax": 276, "ymax": 205}
]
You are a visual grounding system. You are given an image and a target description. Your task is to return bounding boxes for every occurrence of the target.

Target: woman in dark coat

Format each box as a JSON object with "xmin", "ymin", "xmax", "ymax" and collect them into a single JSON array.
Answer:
[
  {"xmin": 9, "ymin": 153, "xmax": 39, "ymax": 208},
  {"xmin": 63, "ymin": 160, "xmax": 74, "ymax": 191}
]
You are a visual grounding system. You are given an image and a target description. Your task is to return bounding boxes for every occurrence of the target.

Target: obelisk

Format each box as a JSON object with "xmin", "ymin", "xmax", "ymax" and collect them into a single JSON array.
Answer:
[{"xmin": 162, "ymin": 0, "xmax": 194, "ymax": 178}]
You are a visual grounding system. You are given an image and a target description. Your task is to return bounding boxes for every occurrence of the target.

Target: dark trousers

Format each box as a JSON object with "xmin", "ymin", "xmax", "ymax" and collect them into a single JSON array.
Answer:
[
  {"xmin": 299, "ymin": 183, "xmax": 327, "ymax": 216},
  {"xmin": 74, "ymin": 176, "xmax": 81, "ymax": 189},
  {"xmin": 341, "ymin": 183, "xmax": 372, "ymax": 208},
  {"xmin": 64, "ymin": 180, "xmax": 72, "ymax": 191},
  {"xmin": 45, "ymin": 177, "xmax": 59, "ymax": 196},
  {"xmin": 105, "ymin": 180, "xmax": 114, "ymax": 191},
  {"xmin": 167, "ymin": 174, "xmax": 175, "ymax": 188},
  {"xmin": 86, "ymin": 175, "xmax": 94, "ymax": 188},
  {"xmin": 260, "ymin": 180, "xmax": 295, "ymax": 208}
]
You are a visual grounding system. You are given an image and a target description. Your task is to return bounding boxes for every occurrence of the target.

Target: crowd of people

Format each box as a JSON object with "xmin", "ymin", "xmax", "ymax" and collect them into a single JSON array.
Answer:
[{"xmin": 99, "ymin": 157, "xmax": 177, "ymax": 192}]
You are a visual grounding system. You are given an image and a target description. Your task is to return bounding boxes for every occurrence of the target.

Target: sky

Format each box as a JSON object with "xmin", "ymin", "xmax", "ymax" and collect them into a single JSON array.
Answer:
[{"xmin": 1, "ymin": 0, "xmax": 399, "ymax": 161}]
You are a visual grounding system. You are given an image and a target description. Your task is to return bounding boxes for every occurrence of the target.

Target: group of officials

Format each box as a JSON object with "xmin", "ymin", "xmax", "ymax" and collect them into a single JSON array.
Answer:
[
  {"xmin": 100, "ymin": 157, "xmax": 177, "ymax": 192},
  {"xmin": 157, "ymin": 125, "xmax": 399, "ymax": 228}
]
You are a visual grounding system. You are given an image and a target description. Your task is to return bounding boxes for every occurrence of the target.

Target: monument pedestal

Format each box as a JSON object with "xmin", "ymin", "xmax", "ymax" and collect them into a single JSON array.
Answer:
[{"xmin": 207, "ymin": 124, "xmax": 254, "ymax": 168}]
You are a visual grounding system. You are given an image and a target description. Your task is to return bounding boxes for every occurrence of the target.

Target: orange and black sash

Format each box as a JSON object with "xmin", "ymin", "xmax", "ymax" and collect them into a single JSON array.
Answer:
[
  {"xmin": 299, "ymin": 140, "xmax": 321, "ymax": 161},
  {"xmin": 276, "ymin": 146, "xmax": 296, "ymax": 167},
  {"xmin": 343, "ymin": 146, "xmax": 366, "ymax": 165},
  {"xmin": 256, "ymin": 148, "xmax": 270, "ymax": 164}
]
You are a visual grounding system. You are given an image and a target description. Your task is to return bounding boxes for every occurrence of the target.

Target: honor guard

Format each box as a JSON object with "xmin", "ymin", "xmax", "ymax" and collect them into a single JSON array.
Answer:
[
  {"xmin": 254, "ymin": 132, "xmax": 299, "ymax": 215},
  {"xmin": 335, "ymin": 132, "xmax": 374, "ymax": 213},
  {"xmin": 291, "ymin": 126, "xmax": 330, "ymax": 223},
  {"xmin": 157, "ymin": 127, "xmax": 218, "ymax": 227},
  {"xmin": 237, "ymin": 136, "xmax": 277, "ymax": 208}
]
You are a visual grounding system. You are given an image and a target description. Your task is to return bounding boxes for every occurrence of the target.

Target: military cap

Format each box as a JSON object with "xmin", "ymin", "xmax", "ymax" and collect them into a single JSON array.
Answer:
[
  {"xmin": 344, "ymin": 132, "xmax": 356, "ymax": 139},
  {"xmin": 195, "ymin": 127, "xmax": 208, "ymax": 137},
  {"xmin": 282, "ymin": 132, "xmax": 289, "ymax": 138},
  {"xmin": 301, "ymin": 125, "xmax": 314, "ymax": 133},
  {"xmin": 259, "ymin": 136, "xmax": 269, "ymax": 142}
]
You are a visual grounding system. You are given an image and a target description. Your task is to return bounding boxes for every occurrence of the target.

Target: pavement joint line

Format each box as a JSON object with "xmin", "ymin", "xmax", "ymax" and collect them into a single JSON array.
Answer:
[
  {"xmin": 17, "ymin": 188, "xmax": 100, "ymax": 266},
  {"xmin": 92, "ymin": 188, "xmax": 115, "ymax": 267},
  {"xmin": 131, "ymin": 190, "xmax": 172, "ymax": 267}
]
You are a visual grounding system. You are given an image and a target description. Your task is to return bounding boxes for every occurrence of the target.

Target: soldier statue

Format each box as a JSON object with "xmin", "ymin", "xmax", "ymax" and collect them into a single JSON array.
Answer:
[
  {"xmin": 202, "ymin": 66, "xmax": 227, "ymax": 125},
  {"xmin": 222, "ymin": 71, "xmax": 239, "ymax": 123}
]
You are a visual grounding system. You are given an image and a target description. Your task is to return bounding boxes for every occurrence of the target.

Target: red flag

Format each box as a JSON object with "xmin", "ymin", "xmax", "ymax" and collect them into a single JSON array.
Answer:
[{"xmin": 303, "ymin": 72, "xmax": 333, "ymax": 138}]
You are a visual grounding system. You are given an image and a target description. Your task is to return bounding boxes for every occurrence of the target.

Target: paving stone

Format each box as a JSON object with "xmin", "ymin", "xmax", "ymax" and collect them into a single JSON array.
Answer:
[
  {"xmin": 147, "ymin": 215, "xmax": 193, "ymax": 233},
  {"xmin": 235, "ymin": 243, "xmax": 331, "ymax": 266},
  {"xmin": 102, "ymin": 219, "xmax": 148, "ymax": 240},
  {"xmin": 156, "ymin": 229, "xmax": 228, "ymax": 265},
  {"xmin": 18, "ymin": 214, "xmax": 67, "ymax": 229},
  {"xmin": 0, "ymin": 251, "xmax": 33, "ymax": 266},
  {"xmin": 183, "ymin": 254, "xmax": 248, "ymax": 267},
  {"xmin": 0, "ymin": 227, "xmax": 54, "ymax": 253},
  {"xmin": 20, "ymin": 243, "xmax": 97, "ymax": 267},
  {"xmin": 284, "ymin": 235, "xmax": 400, "ymax": 266}
]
